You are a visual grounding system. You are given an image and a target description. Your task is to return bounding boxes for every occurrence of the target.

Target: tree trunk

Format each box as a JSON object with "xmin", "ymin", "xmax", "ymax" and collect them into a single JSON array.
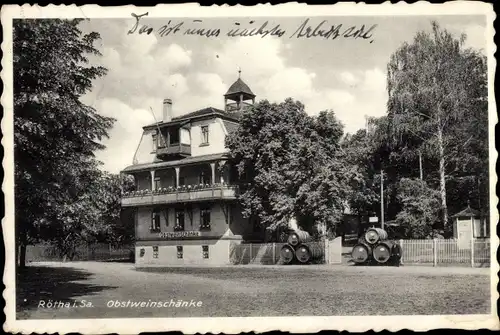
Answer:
[
  {"xmin": 419, "ymin": 151, "xmax": 423, "ymax": 180},
  {"xmin": 437, "ymin": 126, "xmax": 448, "ymax": 230},
  {"xmin": 17, "ymin": 229, "xmax": 28, "ymax": 269},
  {"xmin": 19, "ymin": 244, "xmax": 27, "ymax": 269}
]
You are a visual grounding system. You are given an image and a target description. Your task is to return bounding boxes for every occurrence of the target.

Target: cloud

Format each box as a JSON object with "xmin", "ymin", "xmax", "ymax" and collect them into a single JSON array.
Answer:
[
  {"xmin": 94, "ymin": 98, "xmax": 155, "ymax": 173},
  {"xmin": 84, "ymin": 24, "xmax": 390, "ymax": 172},
  {"xmin": 339, "ymin": 71, "xmax": 359, "ymax": 86}
]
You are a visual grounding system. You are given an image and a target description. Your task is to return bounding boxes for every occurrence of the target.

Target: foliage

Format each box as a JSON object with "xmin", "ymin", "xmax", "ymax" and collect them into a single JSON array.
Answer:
[
  {"xmin": 14, "ymin": 19, "xmax": 115, "ymax": 264},
  {"xmin": 226, "ymin": 99, "xmax": 354, "ymax": 236},
  {"xmin": 394, "ymin": 178, "xmax": 441, "ymax": 239},
  {"xmin": 386, "ymin": 21, "xmax": 488, "ymax": 230}
]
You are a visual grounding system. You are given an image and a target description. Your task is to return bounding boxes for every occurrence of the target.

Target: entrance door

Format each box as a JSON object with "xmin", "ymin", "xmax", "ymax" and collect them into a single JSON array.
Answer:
[{"xmin": 457, "ymin": 219, "xmax": 472, "ymax": 249}]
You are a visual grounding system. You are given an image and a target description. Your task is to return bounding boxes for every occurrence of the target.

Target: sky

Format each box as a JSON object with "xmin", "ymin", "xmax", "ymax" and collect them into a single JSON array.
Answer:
[{"xmin": 78, "ymin": 15, "xmax": 487, "ymax": 173}]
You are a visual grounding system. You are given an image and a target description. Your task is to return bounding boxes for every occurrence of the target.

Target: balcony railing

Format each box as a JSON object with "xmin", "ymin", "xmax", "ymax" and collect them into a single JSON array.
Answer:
[
  {"xmin": 121, "ymin": 183, "xmax": 239, "ymax": 207},
  {"xmin": 156, "ymin": 143, "xmax": 191, "ymax": 157}
]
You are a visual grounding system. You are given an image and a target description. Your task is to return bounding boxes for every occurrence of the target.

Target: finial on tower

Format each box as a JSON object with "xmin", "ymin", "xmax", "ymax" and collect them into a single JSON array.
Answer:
[{"xmin": 238, "ymin": 66, "xmax": 241, "ymax": 78}]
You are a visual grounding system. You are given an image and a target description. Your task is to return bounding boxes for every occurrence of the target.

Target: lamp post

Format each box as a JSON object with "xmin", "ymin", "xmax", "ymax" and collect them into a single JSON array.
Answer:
[{"xmin": 380, "ymin": 169, "xmax": 385, "ymax": 230}]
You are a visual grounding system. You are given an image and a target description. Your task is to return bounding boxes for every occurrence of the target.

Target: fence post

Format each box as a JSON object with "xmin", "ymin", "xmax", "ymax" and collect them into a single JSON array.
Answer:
[
  {"xmin": 325, "ymin": 239, "xmax": 329, "ymax": 264},
  {"xmin": 272, "ymin": 243, "xmax": 276, "ymax": 264},
  {"xmin": 433, "ymin": 239, "xmax": 437, "ymax": 267},
  {"xmin": 249, "ymin": 243, "xmax": 252, "ymax": 261},
  {"xmin": 471, "ymin": 238, "xmax": 475, "ymax": 268},
  {"xmin": 399, "ymin": 239, "xmax": 404, "ymax": 265}
]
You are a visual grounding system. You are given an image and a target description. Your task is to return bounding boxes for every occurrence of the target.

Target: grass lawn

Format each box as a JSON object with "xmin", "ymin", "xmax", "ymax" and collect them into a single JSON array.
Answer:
[{"xmin": 16, "ymin": 262, "xmax": 490, "ymax": 319}]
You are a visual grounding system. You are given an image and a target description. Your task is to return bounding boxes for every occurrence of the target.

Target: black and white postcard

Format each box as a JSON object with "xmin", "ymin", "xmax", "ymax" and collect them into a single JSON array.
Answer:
[{"xmin": 2, "ymin": 2, "xmax": 498, "ymax": 334}]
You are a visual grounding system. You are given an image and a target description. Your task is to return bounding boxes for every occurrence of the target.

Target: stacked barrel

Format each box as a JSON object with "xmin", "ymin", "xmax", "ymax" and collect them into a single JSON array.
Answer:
[
  {"xmin": 351, "ymin": 227, "xmax": 402, "ymax": 266},
  {"xmin": 280, "ymin": 230, "xmax": 324, "ymax": 264}
]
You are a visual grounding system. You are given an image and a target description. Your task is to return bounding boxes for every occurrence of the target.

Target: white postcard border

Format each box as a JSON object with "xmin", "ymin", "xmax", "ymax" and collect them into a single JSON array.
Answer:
[{"xmin": 2, "ymin": 2, "xmax": 498, "ymax": 334}]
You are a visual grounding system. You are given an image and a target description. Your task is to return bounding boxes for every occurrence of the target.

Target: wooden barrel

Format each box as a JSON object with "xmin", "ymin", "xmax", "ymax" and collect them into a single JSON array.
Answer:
[
  {"xmin": 287, "ymin": 230, "xmax": 311, "ymax": 247},
  {"xmin": 295, "ymin": 243, "xmax": 324, "ymax": 264},
  {"xmin": 280, "ymin": 244, "xmax": 295, "ymax": 264},
  {"xmin": 351, "ymin": 243, "xmax": 372, "ymax": 264},
  {"xmin": 373, "ymin": 240, "xmax": 395, "ymax": 264},
  {"xmin": 364, "ymin": 228, "xmax": 388, "ymax": 245}
]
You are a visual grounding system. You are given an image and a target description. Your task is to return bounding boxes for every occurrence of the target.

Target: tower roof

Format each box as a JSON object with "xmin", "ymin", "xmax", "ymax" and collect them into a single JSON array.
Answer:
[{"xmin": 224, "ymin": 77, "xmax": 256, "ymax": 98}]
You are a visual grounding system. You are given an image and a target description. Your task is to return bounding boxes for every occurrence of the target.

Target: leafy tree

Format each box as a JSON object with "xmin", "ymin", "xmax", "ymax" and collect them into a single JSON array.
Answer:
[
  {"xmin": 386, "ymin": 21, "xmax": 488, "ymax": 232},
  {"xmin": 394, "ymin": 178, "xmax": 441, "ymax": 239},
  {"xmin": 226, "ymin": 98, "xmax": 353, "ymax": 238},
  {"xmin": 14, "ymin": 19, "xmax": 114, "ymax": 267}
]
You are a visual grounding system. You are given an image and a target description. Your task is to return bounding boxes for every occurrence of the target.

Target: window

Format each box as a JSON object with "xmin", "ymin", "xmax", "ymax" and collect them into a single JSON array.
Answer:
[
  {"xmin": 153, "ymin": 246, "xmax": 159, "ymax": 258},
  {"xmin": 158, "ymin": 133, "xmax": 166, "ymax": 148},
  {"xmin": 154, "ymin": 177, "xmax": 161, "ymax": 191},
  {"xmin": 152, "ymin": 134, "xmax": 158, "ymax": 151},
  {"xmin": 179, "ymin": 176, "xmax": 185, "ymax": 186},
  {"xmin": 169, "ymin": 128, "xmax": 180, "ymax": 145},
  {"xmin": 200, "ymin": 207, "xmax": 211, "ymax": 230},
  {"xmin": 202, "ymin": 245, "xmax": 209, "ymax": 259},
  {"xmin": 151, "ymin": 208, "xmax": 161, "ymax": 232},
  {"xmin": 164, "ymin": 208, "xmax": 169, "ymax": 227},
  {"xmin": 201, "ymin": 125, "xmax": 209, "ymax": 145},
  {"xmin": 177, "ymin": 246, "xmax": 183, "ymax": 259},
  {"xmin": 175, "ymin": 209, "xmax": 185, "ymax": 231}
]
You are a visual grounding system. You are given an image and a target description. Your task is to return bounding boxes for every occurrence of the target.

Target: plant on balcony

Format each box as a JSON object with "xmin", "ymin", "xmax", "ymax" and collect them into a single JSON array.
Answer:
[
  {"xmin": 174, "ymin": 225, "xmax": 184, "ymax": 231},
  {"xmin": 167, "ymin": 186, "xmax": 174, "ymax": 193},
  {"xmin": 200, "ymin": 224, "xmax": 211, "ymax": 231}
]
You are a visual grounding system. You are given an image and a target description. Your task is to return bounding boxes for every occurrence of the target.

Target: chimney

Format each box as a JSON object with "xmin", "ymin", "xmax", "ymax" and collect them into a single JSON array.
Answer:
[{"xmin": 163, "ymin": 98, "xmax": 172, "ymax": 122}]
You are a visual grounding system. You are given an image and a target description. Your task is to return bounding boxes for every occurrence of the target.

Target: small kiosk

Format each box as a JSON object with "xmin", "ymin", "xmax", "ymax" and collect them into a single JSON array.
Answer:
[{"xmin": 452, "ymin": 204, "xmax": 489, "ymax": 249}]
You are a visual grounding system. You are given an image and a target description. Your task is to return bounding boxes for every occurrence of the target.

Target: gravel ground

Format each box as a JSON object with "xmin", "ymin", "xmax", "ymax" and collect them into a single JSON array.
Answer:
[{"xmin": 16, "ymin": 261, "xmax": 491, "ymax": 319}]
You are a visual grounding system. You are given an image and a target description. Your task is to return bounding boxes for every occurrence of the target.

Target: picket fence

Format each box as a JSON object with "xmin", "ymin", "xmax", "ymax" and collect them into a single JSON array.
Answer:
[
  {"xmin": 229, "ymin": 238, "xmax": 491, "ymax": 267},
  {"xmin": 25, "ymin": 243, "xmax": 135, "ymax": 263},
  {"xmin": 229, "ymin": 239, "xmax": 342, "ymax": 265},
  {"xmin": 399, "ymin": 238, "xmax": 491, "ymax": 267}
]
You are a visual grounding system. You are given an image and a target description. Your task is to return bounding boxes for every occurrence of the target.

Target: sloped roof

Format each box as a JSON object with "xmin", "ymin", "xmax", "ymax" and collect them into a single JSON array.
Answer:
[
  {"xmin": 172, "ymin": 107, "xmax": 226, "ymax": 121},
  {"xmin": 122, "ymin": 153, "xmax": 229, "ymax": 173},
  {"xmin": 452, "ymin": 205, "xmax": 481, "ymax": 218},
  {"xmin": 143, "ymin": 107, "xmax": 240, "ymax": 129},
  {"xmin": 224, "ymin": 78, "xmax": 255, "ymax": 97}
]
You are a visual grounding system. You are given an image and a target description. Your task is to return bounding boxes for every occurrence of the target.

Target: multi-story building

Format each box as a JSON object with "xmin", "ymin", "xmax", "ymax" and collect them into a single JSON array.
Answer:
[{"xmin": 121, "ymin": 75, "xmax": 259, "ymax": 266}]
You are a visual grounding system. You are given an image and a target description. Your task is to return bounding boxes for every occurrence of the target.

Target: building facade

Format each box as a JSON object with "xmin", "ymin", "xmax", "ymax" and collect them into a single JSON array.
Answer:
[{"xmin": 121, "ymin": 76, "xmax": 258, "ymax": 266}]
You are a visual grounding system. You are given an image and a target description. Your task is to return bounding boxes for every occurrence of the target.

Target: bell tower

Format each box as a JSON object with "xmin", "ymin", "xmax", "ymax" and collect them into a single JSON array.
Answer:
[{"xmin": 224, "ymin": 69, "xmax": 256, "ymax": 113}]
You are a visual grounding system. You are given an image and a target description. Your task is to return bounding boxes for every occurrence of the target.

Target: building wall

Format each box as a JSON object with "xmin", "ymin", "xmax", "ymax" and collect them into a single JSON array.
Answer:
[
  {"xmin": 136, "ymin": 203, "xmax": 246, "ymax": 241},
  {"xmin": 135, "ymin": 239, "xmax": 233, "ymax": 266},
  {"xmin": 136, "ymin": 171, "xmax": 151, "ymax": 191},
  {"xmin": 132, "ymin": 128, "xmax": 157, "ymax": 165},
  {"xmin": 135, "ymin": 202, "xmax": 248, "ymax": 266},
  {"xmin": 190, "ymin": 118, "xmax": 228, "ymax": 156}
]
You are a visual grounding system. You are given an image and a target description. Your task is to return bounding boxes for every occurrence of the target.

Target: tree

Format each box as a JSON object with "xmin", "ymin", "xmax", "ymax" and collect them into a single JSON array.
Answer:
[
  {"xmin": 14, "ymin": 19, "xmax": 114, "ymax": 267},
  {"xmin": 394, "ymin": 178, "xmax": 441, "ymax": 239},
  {"xmin": 386, "ymin": 21, "xmax": 488, "ymax": 232},
  {"xmin": 226, "ymin": 98, "xmax": 354, "ymax": 237}
]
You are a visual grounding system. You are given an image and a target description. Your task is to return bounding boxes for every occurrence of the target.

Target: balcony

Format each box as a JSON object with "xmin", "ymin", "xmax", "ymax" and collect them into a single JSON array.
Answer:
[
  {"xmin": 156, "ymin": 143, "xmax": 191, "ymax": 158},
  {"xmin": 225, "ymin": 102, "xmax": 253, "ymax": 113},
  {"xmin": 121, "ymin": 183, "xmax": 239, "ymax": 207}
]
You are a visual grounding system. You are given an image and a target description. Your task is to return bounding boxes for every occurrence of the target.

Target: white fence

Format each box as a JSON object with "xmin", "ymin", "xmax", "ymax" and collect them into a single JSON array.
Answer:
[
  {"xmin": 229, "ymin": 239, "xmax": 343, "ymax": 265},
  {"xmin": 229, "ymin": 238, "xmax": 491, "ymax": 267},
  {"xmin": 399, "ymin": 238, "xmax": 490, "ymax": 267}
]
